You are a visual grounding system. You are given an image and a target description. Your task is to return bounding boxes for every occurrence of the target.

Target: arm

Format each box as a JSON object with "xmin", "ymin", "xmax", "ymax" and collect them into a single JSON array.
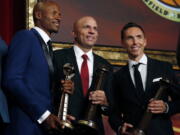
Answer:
[
  {"xmin": 3, "ymin": 31, "xmax": 51, "ymax": 121},
  {"xmin": 148, "ymin": 63, "xmax": 180, "ymax": 115}
]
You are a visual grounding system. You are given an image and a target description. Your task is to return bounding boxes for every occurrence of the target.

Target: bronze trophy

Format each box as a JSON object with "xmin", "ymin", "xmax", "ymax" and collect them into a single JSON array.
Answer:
[
  {"xmin": 58, "ymin": 63, "xmax": 75, "ymax": 132},
  {"xmin": 127, "ymin": 78, "xmax": 170, "ymax": 135},
  {"xmin": 77, "ymin": 65, "xmax": 109, "ymax": 135}
]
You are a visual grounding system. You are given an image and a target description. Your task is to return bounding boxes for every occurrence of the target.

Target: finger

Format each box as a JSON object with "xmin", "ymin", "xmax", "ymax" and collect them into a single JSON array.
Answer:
[
  {"xmin": 67, "ymin": 115, "xmax": 76, "ymax": 121},
  {"xmin": 92, "ymin": 100, "xmax": 101, "ymax": 104},
  {"xmin": 148, "ymin": 106, "xmax": 165, "ymax": 113}
]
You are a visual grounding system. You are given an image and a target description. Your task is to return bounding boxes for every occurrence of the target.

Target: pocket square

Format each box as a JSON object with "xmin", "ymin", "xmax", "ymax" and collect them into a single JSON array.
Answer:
[{"xmin": 152, "ymin": 77, "xmax": 162, "ymax": 82}]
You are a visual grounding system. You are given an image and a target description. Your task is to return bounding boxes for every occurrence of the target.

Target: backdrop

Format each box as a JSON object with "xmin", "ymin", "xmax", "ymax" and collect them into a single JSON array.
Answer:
[{"xmin": 52, "ymin": 0, "xmax": 180, "ymax": 51}]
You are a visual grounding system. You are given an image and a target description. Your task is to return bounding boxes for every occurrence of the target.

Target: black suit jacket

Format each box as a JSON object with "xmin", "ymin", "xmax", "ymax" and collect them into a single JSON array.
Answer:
[
  {"xmin": 109, "ymin": 57, "xmax": 180, "ymax": 135},
  {"xmin": 53, "ymin": 47, "xmax": 113, "ymax": 135}
]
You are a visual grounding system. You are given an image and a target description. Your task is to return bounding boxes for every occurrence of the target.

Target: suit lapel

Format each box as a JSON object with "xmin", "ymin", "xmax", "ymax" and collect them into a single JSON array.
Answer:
[
  {"xmin": 31, "ymin": 29, "xmax": 54, "ymax": 83},
  {"xmin": 66, "ymin": 48, "xmax": 84, "ymax": 97},
  {"xmin": 89, "ymin": 53, "xmax": 98, "ymax": 91},
  {"xmin": 145, "ymin": 58, "xmax": 154, "ymax": 97}
]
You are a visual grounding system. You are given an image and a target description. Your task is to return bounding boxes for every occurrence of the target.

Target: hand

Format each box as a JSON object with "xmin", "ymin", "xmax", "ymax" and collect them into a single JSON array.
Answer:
[
  {"xmin": 120, "ymin": 122, "xmax": 134, "ymax": 135},
  {"xmin": 148, "ymin": 99, "xmax": 167, "ymax": 114},
  {"xmin": 43, "ymin": 114, "xmax": 62, "ymax": 131},
  {"xmin": 61, "ymin": 80, "xmax": 74, "ymax": 94},
  {"xmin": 89, "ymin": 90, "xmax": 108, "ymax": 106}
]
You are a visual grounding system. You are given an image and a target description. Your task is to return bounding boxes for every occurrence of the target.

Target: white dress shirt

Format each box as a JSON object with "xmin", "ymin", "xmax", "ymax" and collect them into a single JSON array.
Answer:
[
  {"xmin": 73, "ymin": 45, "xmax": 94, "ymax": 87},
  {"xmin": 128, "ymin": 54, "xmax": 148, "ymax": 90},
  {"xmin": 33, "ymin": 27, "xmax": 51, "ymax": 124}
]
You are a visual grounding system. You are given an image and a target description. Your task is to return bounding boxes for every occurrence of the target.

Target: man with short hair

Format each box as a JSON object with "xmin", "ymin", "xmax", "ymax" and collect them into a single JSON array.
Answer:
[
  {"xmin": 3, "ymin": 1, "xmax": 73, "ymax": 135},
  {"xmin": 109, "ymin": 22, "xmax": 180, "ymax": 135},
  {"xmin": 54, "ymin": 16, "xmax": 113, "ymax": 135}
]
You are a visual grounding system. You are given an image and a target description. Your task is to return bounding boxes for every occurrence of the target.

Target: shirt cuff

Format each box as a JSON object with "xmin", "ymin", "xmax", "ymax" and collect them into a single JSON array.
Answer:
[
  {"xmin": 117, "ymin": 125, "xmax": 121, "ymax": 135},
  {"xmin": 101, "ymin": 106, "xmax": 108, "ymax": 112},
  {"xmin": 37, "ymin": 110, "xmax": 51, "ymax": 124}
]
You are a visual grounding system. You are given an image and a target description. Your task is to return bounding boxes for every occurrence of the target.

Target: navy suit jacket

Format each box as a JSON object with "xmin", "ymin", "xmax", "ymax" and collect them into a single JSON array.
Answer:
[
  {"xmin": 53, "ymin": 47, "xmax": 113, "ymax": 135},
  {"xmin": 0, "ymin": 38, "xmax": 9, "ymax": 123},
  {"xmin": 109, "ymin": 57, "xmax": 180, "ymax": 135},
  {"xmin": 3, "ymin": 29, "xmax": 53, "ymax": 135}
]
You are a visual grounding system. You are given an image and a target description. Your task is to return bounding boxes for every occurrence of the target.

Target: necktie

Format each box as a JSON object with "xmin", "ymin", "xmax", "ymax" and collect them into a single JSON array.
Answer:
[
  {"xmin": 133, "ymin": 63, "xmax": 144, "ymax": 96},
  {"xmin": 46, "ymin": 40, "xmax": 54, "ymax": 83},
  {"xmin": 81, "ymin": 54, "xmax": 89, "ymax": 96},
  {"xmin": 47, "ymin": 40, "xmax": 53, "ymax": 60}
]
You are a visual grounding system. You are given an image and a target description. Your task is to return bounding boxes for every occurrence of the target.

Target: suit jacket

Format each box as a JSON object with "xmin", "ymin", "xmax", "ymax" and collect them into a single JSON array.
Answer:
[
  {"xmin": 0, "ymin": 38, "xmax": 9, "ymax": 123},
  {"xmin": 53, "ymin": 47, "xmax": 113, "ymax": 135},
  {"xmin": 2, "ymin": 29, "xmax": 53, "ymax": 135},
  {"xmin": 109, "ymin": 57, "xmax": 180, "ymax": 135}
]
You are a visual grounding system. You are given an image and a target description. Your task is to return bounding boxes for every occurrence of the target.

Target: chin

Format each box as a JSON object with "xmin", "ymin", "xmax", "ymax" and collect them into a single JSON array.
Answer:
[{"xmin": 51, "ymin": 29, "xmax": 59, "ymax": 34}]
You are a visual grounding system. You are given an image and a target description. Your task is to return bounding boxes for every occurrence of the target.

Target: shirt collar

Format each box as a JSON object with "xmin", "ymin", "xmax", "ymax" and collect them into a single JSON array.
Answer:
[
  {"xmin": 33, "ymin": 27, "xmax": 51, "ymax": 44},
  {"xmin": 128, "ymin": 54, "xmax": 147, "ymax": 69},
  {"xmin": 73, "ymin": 45, "xmax": 93, "ymax": 61}
]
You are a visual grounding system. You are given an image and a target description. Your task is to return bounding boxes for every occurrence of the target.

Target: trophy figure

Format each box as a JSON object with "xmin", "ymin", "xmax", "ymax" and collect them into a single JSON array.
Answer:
[
  {"xmin": 127, "ymin": 78, "xmax": 170, "ymax": 135},
  {"xmin": 77, "ymin": 65, "xmax": 109, "ymax": 135},
  {"xmin": 58, "ymin": 63, "xmax": 75, "ymax": 131}
]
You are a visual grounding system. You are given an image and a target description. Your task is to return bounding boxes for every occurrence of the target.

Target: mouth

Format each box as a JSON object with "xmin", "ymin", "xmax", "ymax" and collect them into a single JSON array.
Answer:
[
  {"xmin": 53, "ymin": 20, "xmax": 60, "ymax": 27},
  {"xmin": 86, "ymin": 36, "xmax": 96, "ymax": 42},
  {"xmin": 131, "ymin": 45, "xmax": 140, "ymax": 51}
]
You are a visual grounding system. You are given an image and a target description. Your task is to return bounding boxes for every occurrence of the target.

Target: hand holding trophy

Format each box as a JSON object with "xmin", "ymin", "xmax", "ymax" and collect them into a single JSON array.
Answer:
[
  {"xmin": 77, "ymin": 64, "xmax": 109, "ymax": 135},
  {"xmin": 123, "ymin": 78, "xmax": 170, "ymax": 135},
  {"xmin": 58, "ymin": 63, "xmax": 75, "ymax": 133}
]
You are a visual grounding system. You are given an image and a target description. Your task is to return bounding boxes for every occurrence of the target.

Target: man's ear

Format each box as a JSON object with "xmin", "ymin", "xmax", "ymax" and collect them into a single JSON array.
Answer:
[
  {"xmin": 35, "ymin": 11, "xmax": 42, "ymax": 20},
  {"xmin": 144, "ymin": 38, "xmax": 147, "ymax": 47},
  {"xmin": 72, "ymin": 31, "xmax": 78, "ymax": 39}
]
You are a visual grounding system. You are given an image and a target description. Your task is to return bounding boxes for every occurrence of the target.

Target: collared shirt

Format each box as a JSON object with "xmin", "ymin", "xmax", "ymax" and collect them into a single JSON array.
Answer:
[
  {"xmin": 128, "ymin": 54, "xmax": 148, "ymax": 90},
  {"xmin": 33, "ymin": 26, "xmax": 51, "ymax": 124},
  {"xmin": 73, "ymin": 45, "xmax": 94, "ymax": 87},
  {"xmin": 33, "ymin": 27, "xmax": 51, "ymax": 45}
]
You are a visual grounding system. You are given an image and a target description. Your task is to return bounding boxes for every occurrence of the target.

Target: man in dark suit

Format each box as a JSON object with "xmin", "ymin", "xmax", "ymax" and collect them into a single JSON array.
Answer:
[
  {"xmin": 0, "ymin": 37, "xmax": 9, "ymax": 134},
  {"xmin": 2, "ymin": 1, "xmax": 73, "ymax": 135},
  {"xmin": 54, "ymin": 16, "xmax": 113, "ymax": 135},
  {"xmin": 109, "ymin": 22, "xmax": 180, "ymax": 135}
]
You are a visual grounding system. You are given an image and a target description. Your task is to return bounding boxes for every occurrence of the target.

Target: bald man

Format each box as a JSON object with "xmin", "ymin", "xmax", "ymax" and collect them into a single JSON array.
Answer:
[
  {"xmin": 53, "ymin": 16, "xmax": 113, "ymax": 135},
  {"xmin": 3, "ymin": 1, "xmax": 73, "ymax": 135}
]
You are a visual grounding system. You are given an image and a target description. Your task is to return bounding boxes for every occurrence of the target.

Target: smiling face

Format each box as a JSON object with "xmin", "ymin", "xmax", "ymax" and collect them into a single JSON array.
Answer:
[
  {"xmin": 122, "ymin": 27, "xmax": 147, "ymax": 61},
  {"xmin": 73, "ymin": 16, "xmax": 98, "ymax": 52},
  {"xmin": 34, "ymin": 2, "xmax": 62, "ymax": 36}
]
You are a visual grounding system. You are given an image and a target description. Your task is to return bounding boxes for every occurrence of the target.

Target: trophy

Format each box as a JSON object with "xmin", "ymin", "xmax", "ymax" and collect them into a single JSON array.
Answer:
[
  {"xmin": 58, "ymin": 63, "xmax": 75, "ymax": 131},
  {"xmin": 77, "ymin": 65, "xmax": 109, "ymax": 135},
  {"xmin": 126, "ymin": 78, "xmax": 170, "ymax": 135}
]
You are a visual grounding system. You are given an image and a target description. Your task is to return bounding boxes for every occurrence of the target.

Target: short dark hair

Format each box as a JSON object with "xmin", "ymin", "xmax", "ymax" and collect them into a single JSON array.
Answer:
[{"xmin": 121, "ymin": 22, "xmax": 145, "ymax": 40}]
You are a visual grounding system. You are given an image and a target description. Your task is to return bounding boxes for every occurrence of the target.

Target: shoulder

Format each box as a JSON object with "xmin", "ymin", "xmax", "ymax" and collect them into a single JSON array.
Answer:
[
  {"xmin": 13, "ymin": 29, "xmax": 35, "ymax": 38},
  {"xmin": 148, "ymin": 57, "xmax": 172, "ymax": 68},
  {"xmin": 11, "ymin": 30, "xmax": 37, "ymax": 45},
  {"xmin": 94, "ymin": 53, "xmax": 111, "ymax": 67},
  {"xmin": 54, "ymin": 48, "xmax": 73, "ymax": 57},
  {"xmin": 113, "ymin": 64, "xmax": 128, "ymax": 78},
  {"xmin": 9, "ymin": 30, "xmax": 38, "ymax": 51}
]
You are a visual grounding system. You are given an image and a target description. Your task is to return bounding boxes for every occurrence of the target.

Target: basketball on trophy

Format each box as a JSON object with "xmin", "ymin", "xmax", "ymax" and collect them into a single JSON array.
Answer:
[{"xmin": 159, "ymin": 0, "xmax": 180, "ymax": 7}]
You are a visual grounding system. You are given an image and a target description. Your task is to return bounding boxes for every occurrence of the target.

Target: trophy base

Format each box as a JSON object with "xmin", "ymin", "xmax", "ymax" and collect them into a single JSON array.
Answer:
[
  {"xmin": 78, "ymin": 120, "xmax": 96, "ymax": 129},
  {"xmin": 126, "ymin": 128, "xmax": 146, "ymax": 135},
  {"xmin": 57, "ymin": 121, "xmax": 74, "ymax": 135},
  {"xmin": 75, "ymin": 120, "xmax": 98, "ymax": 135},
  {"xmin": 133, "ymin": 129, "xmax": 145, "ymax": 135},
  {"xmin": 61, "ymin": 120, "xmax": 74, "ymax": 129}
]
